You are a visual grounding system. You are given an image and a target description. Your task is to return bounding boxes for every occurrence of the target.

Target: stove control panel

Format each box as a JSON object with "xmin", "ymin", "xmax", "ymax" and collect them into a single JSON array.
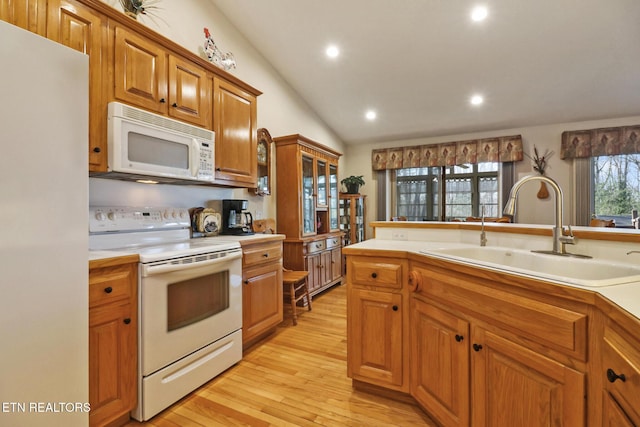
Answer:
[{"xmin": 89, "ymin": 206, "xmax": 190, "ymax": 233}]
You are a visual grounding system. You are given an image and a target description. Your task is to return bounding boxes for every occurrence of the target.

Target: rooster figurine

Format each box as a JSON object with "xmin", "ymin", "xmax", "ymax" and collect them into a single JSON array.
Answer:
[{"xmin": 203, "ymin": 28, "xmax": 236, "ymax": 71}]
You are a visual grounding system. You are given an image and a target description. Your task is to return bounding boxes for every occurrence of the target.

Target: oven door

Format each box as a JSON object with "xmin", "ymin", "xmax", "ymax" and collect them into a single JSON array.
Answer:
[{"xmin": 140, "ymin": 250, "xmax": 242, "ymax": 376}]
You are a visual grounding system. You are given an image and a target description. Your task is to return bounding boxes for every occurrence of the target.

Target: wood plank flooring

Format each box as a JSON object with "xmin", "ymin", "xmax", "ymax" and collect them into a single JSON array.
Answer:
[{"xmin": 125, "ymin": 283, "xmax": 436, "ymax": 426}]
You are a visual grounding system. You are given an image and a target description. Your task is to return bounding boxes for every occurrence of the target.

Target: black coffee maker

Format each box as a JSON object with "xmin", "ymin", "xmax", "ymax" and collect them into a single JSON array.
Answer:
[{"xmin": 221, "ymin": 199, "xmax": 254, "ymax": 235}]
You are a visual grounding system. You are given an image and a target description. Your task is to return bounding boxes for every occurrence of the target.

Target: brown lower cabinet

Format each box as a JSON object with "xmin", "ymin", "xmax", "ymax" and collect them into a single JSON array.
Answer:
[
  {"xmin": 88, "ymin": 256, "xmax": 138, "ymax": 427},
  {"xmin": 345, "ymin": 250, "xmax": 640, "ymax": 426},
  {"xmin": 240, "ymin": 238, "xmax": 284, "ymax": 348}
]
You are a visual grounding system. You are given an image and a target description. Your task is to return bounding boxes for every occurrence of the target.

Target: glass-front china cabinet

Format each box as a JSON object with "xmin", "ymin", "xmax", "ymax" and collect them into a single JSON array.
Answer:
[
  {"xmin": 274, "ymin": 134, "xmax": 343, "ymax": 296},
  {"xmin": 340, "ymin": 193, "xmax": 366, "ymax": 246}
]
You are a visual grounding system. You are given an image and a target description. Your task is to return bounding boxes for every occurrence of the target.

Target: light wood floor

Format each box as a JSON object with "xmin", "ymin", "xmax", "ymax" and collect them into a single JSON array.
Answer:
[{"xmin": 125, "ymin": 283, "xmax": 437, "ymax": 426}]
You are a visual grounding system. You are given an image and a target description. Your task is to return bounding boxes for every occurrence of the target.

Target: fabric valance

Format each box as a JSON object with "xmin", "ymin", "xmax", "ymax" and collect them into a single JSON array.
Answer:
[
  {"xmin": 371, "ymin": 135, "xmax": 523, "ymax": 171},
  {"xmin": 561, "ymin": 125, "xmax": 640, "ymax": 159}
]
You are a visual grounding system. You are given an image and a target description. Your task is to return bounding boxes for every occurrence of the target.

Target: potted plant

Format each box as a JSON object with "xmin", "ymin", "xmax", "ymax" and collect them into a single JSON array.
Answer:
[{"xmin": 341, "ymin": 175, "xmax": 365, "ymax": 194}]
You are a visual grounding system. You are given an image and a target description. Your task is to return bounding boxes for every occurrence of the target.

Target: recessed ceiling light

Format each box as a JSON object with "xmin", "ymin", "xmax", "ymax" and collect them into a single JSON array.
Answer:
[
  {"xmin": 471, "ymin": 5, "xmax": 488, "ymax": 22},
  {"xmin": 326, "ymin": 45, "xmax": 340, "ymax": 58},
  {"xmin": 365, "ymin": 110, "xmax": 377, "ymax": 121},
  {"xmin": 470, "ymin": 95, "xmax": 484, "ymax": 106}
]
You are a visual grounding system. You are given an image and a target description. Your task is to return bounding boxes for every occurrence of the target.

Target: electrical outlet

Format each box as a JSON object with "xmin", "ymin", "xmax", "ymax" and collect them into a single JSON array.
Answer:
[{"xmin": 391, "ymin": 231, "xmax": 408, "ymax": 240}]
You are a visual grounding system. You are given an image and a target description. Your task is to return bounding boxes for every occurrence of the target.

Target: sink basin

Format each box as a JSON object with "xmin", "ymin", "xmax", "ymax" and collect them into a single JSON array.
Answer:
[{"xmin": 420, "ymin": 246, "xmax": 640, "ymax": 287}]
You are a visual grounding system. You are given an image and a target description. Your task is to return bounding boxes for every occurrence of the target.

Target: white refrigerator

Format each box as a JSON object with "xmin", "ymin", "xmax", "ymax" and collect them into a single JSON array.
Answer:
[{"xmin": 0, "ymin": 21, "xmax": 89, "ymax": 426}]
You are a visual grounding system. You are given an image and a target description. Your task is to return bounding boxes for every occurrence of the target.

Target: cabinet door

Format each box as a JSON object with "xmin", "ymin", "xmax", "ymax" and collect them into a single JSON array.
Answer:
[
  {"xmin": 47, "ymin": 0, "xmax": 107, "ymax": 172},
  {"xmin": 0, "ymin": 0, "xmax": 47, "ymax": 36},
  {"xmin": 242, "ymin": 263, "xmax": 282, "ymax": 345},
  {"xmin": 301, "ymin": 155, "xmax": 316, "ymax": 235},
  {"xmin": 89, "ymin": 302, "xmax": 136, "ymax": 427},
  {"xmin": 329, "ymin": 164, "xmax": 339, "ymax": 230},
  {"xmin": 321, "ymin": 250, "xmax": 333, "ymax": 285},
  {"xmin": 316, "ymin": 159, "xmax": 327, "ymax": 207},
  {"xmin": 348, "ymin": 288, "xmax": 404, "ymax": 388},
  {"xmin": 603, "ymin": 391, "xmax": 637, "ymax": 427},
  {"xmin": 306, "ymin": 252, "xmax": 322, "ymax": 293},
  {"xmin": 168, "ymin": 55, "xmax": 211, "ymax": 128},
  {"xmin": 411, "ymin": 298, "xmax": 470, "ymax": 427},
  {"xmin": 114, "ymin": 26, "xmax": 168, "ymax": 114},
  {"xmin": 471, "ymin": 327, "xmax": 585, "ymax": 427},
  {"xmin": 213, "ymin": 77, "xmax": 257, "ymax": 186},
  {"xmin": 330, "ymin": 248, "xmax": 342, "ymax": 281}
]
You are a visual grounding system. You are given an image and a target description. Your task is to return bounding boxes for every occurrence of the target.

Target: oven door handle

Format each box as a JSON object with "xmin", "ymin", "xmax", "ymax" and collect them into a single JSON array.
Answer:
[{"xmin": 141, "ymin": 250, "xmax": 242, "ymax": 277}]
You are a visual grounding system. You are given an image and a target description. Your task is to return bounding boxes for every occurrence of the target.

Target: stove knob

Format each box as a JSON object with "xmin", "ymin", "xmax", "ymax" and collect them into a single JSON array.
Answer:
[
  {"xmin": 163, "ymin": 210, "xmax": 171, "ymax": 219},
  {"xmin": 95, "ymin": 212, "xmax": 106, "ymax": 221},
  {"xmin": 179, "ymin": 210, "xmax": 187, "ymax": 219},
  {"xmin": 172, "ymin": 210, "xmax": 178, "ymax": 219},
  {"xmin": 107, "ymin": 212, "xmax": 116, "ymax": 221}
]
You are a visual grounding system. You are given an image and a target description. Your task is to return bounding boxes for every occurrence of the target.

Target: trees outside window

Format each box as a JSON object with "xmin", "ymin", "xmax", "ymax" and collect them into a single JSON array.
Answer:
[{"xmin": 593, "ymin": 154, "xmax": 640, "ymax": 227}]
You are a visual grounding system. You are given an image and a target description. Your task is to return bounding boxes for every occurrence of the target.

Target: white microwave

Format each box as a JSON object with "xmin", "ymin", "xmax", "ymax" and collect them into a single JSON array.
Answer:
[{"xmin": 107, "ymin": 102, "xmax": 215, "ymax": 183}]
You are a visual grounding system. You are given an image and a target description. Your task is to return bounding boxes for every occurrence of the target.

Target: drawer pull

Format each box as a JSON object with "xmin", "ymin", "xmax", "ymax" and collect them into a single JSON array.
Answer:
[
  {"xmin": 316, "ymin": 243, "xmax": 322, "ymax": 248},
  {"xmin": 455, "ymin": 334, "xmax": 464, "ymax": 342},
  {"xmin": 123, "ymin": 318, "xmax": 131, "ymax": 325},
  {"xmin": 606, "ymin": 368, "xmax": 626, "ymax": 383},
  {"xmin": 263, "ymin": 253, "xmax": 269, "ymax": 258},
  {"xmin": 244, "ymin": 280, "xmax": 249, "ymax": 285},
  {"xmin": 473, "ymin": 343, "xmax": 483, "ymax": 352},
  {"xmin": 371, "ymin": 272, "xmax": 377, "ymax": 278},
  {"xmin": 392, "ymin": 305, "xmax": 398, "ymax": 311},
  {"xmin": 104, "ymin": 287, "xmax": 113, "ymax": 294}
]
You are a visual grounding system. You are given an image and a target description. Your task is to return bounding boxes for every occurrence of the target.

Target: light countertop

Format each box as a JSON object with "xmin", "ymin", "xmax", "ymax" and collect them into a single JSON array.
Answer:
[{"xmin": 344, "ymin": 239, "xmax": 640, "ymax": 321}]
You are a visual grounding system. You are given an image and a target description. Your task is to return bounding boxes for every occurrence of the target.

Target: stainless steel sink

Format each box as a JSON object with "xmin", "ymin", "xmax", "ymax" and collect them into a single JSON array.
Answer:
[{"xmin": 421, "ymin": 246, "xmax": 640, "ymax": 287}]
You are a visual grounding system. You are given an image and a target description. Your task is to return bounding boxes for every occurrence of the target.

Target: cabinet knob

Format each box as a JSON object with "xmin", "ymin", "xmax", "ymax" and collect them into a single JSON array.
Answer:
[
  {"xmin": 408, "ymin": 270, "xmax": 422, "ymax": 292},
  {"xmin": 104, "ymin": 286, "xmax": 113, "ymax": 294},
  {"xmin": 455, "ymin": 334, "xmax": 464, "ymax": 342},
  {"xmin": 123, "ymin": 318, "xmax": 131, "ymax": 325},
  {"xmin": 159, "ymin": 98, "xmax": 166, "ymax": 103},
  {"xmin": 216, "ymin": 167, "xmax": 221, "ymax": 171},
  {"xmin": 244, "ymin": 280, "xmax": 249, "ymax": 284},
  {"xmin": 392, "ymin": 305, "xmax": 398, "ymax": 311},
  {"xmin": 263, "ymin": 253, "xmax": 269, "ymax": 258},
  {"xmin": 606, "ymin": 368, "xmax": 626, "ymax": 383},
  {"xmin": 371, "ymin": 272, "xmax": 377, "ymax": 278},
  {"xmin": 172, "ymin": 102, "xmax": 178, "ymax": 108},
  {"xmin": 92, "ymin": 147, "xmax": 101, "ymax": 153},
  {"xmin": 473, "ymin": 343, "xmax": 483, "ymax": 352}
]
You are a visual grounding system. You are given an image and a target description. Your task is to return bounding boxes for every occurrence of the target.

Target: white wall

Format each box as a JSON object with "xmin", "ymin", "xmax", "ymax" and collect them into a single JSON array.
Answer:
[
  {"xmin": 344, "ymin": 115, "xmax": 640, "ymax": 236},
  {"xmin": 93, "ymin": 0, "xmax": 345, "ymax": 218}
]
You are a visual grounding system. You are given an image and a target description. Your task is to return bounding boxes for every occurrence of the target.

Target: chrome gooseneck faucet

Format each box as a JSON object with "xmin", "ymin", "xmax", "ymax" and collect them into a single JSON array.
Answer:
[{"xmin": 503, "ymin": 175, "xmax": 587, "ymax": 257}]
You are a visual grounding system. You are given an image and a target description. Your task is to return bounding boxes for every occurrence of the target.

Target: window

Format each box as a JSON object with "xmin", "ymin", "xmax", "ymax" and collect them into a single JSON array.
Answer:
[
  {"xmin": 395, "ymin": 163, "xmax": 499, "ymax": 221},
  {"xmin": 591, "ymin": 154, "xmax": 640, "ymax": 227}
]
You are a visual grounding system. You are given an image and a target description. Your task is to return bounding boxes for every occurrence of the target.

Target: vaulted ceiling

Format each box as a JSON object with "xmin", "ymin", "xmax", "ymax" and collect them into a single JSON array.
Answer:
[{"xmin": 211, "ymin": 0, "xmax": 640, "ymax": 144}]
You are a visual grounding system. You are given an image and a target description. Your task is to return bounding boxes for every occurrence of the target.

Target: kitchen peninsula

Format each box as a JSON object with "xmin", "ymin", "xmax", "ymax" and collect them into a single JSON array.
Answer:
[{"xmin": 344, "ymin": 221, "xmax": 640, "ymax": 426}]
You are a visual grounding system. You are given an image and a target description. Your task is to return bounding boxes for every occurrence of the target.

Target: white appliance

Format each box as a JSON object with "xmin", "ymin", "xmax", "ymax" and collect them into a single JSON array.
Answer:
[
  {"xmin": 105, "ymin": 101, "xmax": 216, "ymax": 184},
  {"xmin": 0, "ymin": 21, "xmax": 89, "ymax": 426},
  {"xmin": 89, "ymin": 206, "xmax": 243, "ymax": 421}
]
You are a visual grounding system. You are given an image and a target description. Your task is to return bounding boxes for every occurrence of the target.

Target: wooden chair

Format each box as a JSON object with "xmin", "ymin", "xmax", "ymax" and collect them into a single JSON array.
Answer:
[
  {"xmin": 282, "ymin": 269, "xmax": 312, "ymax": 325},
  {"xmin": 589, "ymin": 218, "xmax": 616, "ymax": 228}
]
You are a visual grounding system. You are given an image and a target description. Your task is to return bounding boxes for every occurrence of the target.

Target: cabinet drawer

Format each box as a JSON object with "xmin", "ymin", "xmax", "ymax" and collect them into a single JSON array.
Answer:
[
  {"xmin": 89, "ymin": 266, "xmax": 133, "ymax": 308},
  {"xmin": 307, "ymin": 239, "xmax": 326, "ymax": 254},
  {"xmin": 349, "ymin": 258, "xmax": 404, "ymax": 289},
  {"xmin": 326, "ymin": 236, "xmax": 341, "ymax": 249},
  {"xmin": 420, "ymin": 266, "xmax": 588, "ymax": 360},
  {"xmin": 603, "ymin": 323, "xmax": 640, "ymax": 417},
  {"xmin": 243, "ymin": 241, "xmax": 282, "ymax": 267}
]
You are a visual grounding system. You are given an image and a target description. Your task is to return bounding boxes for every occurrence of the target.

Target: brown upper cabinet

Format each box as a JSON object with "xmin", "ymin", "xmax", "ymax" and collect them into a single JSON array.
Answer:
[
  {"xmin": 2, "ymin": 0, "xmax": 261, "ymax": 184},
  {"xmin": 112, "ymin": 26, "xmax": 212, "ymax": 129},
  {"xmin": 0, "ymin": 0, "xmax": 47, "ymax": 36},
  {"xmin": 213, "ymin": 77, "xmax": 258, "ymax": 187},
  {"xmin": 47, "ymin": 0, "xmax": 107, "ymax": 171}
]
